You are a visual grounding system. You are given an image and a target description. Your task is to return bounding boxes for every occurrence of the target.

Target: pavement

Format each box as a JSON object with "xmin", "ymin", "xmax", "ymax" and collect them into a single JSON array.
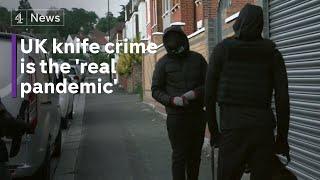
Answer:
[
  {"xmin": 53, "ymin": 94, "xmax": 86, "ymax": 180},
  {"xmin": 74, "ymin": 90, "xmax": 213, "ymax": 180},
  {"xmin": 53, "ymin": 83, "xmax": 250, "ymax": 180}
]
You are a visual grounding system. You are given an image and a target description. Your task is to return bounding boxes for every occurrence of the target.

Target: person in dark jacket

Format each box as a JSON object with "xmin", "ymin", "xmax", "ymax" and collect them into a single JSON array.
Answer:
[
  {"xmin": 205, "ymin": 4, "xmax": 290, "ymax": 180},
  {"xmin": 151, "ymin": 26, "xmax": 207, "ymax": 180},
  {"xmin": 0, "ymin": 98, "xmax": 30, "ymax": 180}
]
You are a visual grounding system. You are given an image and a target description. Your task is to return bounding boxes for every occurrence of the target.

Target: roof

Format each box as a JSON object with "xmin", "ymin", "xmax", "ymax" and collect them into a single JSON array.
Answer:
[
  {"xmin": 88, "ymin": 29, "xmax": 108, "ymax": 45},
  {"xmin": 108, "ymin": 22, "xmax": 125, "ymax": 41}
]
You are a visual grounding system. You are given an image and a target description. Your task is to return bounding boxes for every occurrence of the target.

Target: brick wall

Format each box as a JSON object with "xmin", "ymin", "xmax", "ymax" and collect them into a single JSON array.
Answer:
[
  {"xmin": 226, "ymin": 0, "xmax": 254, "ymax": 17},
  {"xmin": 171, "ymin": 0, "xmax": 196, "ymax": 35},
  {"xmin": 218, "ymin": 0, "xmax": 263, "ymax": 39},
  {"xmin": 147, "ymin": 23, "xmax": 152, "ymax": 39},
  {"xmin": 119, "ymin": 75, "xmax": 129, "ymax": 90},
  {"xmin": 156, "ymin": 0, "xmax": 164, "ymax": 32},
  {"xmin": 119, "ymin": 63, "xmax": 142, "ymax": 93},
  {"xmin": 195, "ymin": 0, "xmax": 204, "ymax": 29},
  {"xmin": 181, "ymin": 0, "xmax": 196, "ymax": 34},
  {"xmin": 143, "ymin": 46, "xmax": 167, "ymax": 113},
  {"xmin": 189, "ymin": 31, "xmax": 208, "ymax": 59},
  {"xmin": 171, "ymin": 3, "xmax": 182, "ymax": 22},
  {"xmin": 152, "ymin": 33, "xmax": 164, "ymax": 45},
  {"xmin": 146, "ymin": 0, "xmax": 153, "ymax": 39},
  {"xmin": 195, "ymin": 1, "xmax": 204, "ymax": 22},
  {"xmin": 149, "ymin": 0, "xmax": 163, "ymax": 35}
]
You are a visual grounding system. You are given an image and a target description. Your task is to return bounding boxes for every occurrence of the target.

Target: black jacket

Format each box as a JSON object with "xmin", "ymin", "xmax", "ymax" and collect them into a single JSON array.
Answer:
[
  {"xmin": 151, "ymin": 26, "xmax": 207, "ymax": 115},
  {"xmin": 0, "ymin": 99, "xmax": 12, "ymax": 162},
  {"xmin": 0, "ymin": 99, "xmax": 28, "ymax": 162},
  {"xmin": 205, "ymin": 4, "xmax": 290, "ymax": 139}
]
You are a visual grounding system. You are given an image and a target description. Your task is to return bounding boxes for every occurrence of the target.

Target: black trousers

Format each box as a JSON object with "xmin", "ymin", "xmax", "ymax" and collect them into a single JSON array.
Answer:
[
  {"xmin": 0, "ymin": 162, "xmax": 11, "ymax": 180},
  {"xmin": 166, "ymin": 112, "xmax": 206, "ymax": 180},
  {"xmin": 217, "ymin": 128, "xmax": 274, "ymax": 180}
]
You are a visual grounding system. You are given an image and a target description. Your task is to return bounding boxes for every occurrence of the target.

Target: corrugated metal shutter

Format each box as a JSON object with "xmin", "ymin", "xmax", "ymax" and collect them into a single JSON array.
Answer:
[{"xmin": 269, "ymin": 0, "xmax": 320, "ymax": 179}]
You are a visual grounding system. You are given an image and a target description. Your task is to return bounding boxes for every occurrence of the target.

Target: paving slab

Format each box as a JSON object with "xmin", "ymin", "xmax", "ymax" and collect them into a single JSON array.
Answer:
[{"xmin": 53, "ymin": 94, "xmax": 86, "ymax": 180}]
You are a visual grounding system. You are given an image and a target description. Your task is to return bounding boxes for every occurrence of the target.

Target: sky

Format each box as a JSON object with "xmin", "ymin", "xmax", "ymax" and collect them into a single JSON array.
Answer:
[{"xmin": 0, "ymin": 0, "xmax": 129, "ymax": 17}]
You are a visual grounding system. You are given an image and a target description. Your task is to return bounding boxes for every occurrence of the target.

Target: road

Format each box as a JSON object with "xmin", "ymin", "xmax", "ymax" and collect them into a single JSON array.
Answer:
[{"xmin": 74, "ymin": 90, "xmax": 213, "ymax": 180}]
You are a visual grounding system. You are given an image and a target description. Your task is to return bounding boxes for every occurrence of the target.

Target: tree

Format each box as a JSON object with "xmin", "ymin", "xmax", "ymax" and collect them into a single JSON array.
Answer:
[
  {"xmin": 117, "ymin": 5, "xmax": 126, "ymax": 22},
  {"xmin": 18, "ymin": 0, "xmax": 34, "ymax": 21},
  {"xmin": 0, "ymin": 7, "xmax": 10, "ymax": 27},
  {"xmin": 18, "ymin": 0, "xmax": 33, "ymax": 10},
  {"xmin": 57, "ymin": 8, "xmax": 98, "ymax": 38},
  {"xmin": 96, "ymin": 12, "xmax": 118, "ymax": 33},
  {"xmin": 116, "ymin": 36, "xmax": 142, "ymax": 76},
  {"xmin": 91, "ymin": 53, "xmax": 110, "ymax": 64},
  {"xmin": 15, "ymin": 0, "xmax": 34, "ymax": 32}
]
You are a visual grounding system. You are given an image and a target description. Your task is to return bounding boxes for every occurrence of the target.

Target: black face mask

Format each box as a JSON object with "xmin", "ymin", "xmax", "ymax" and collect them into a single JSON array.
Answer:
[{"xmin": 165, "ymin": 32, "xmax": 185, "ymax": 55}]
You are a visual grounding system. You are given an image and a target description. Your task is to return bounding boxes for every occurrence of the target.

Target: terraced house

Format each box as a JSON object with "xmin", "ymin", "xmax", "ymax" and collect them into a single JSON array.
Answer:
[{"xmin": 120, "ymin": 0, "xmax": 320, "ymax": 179}]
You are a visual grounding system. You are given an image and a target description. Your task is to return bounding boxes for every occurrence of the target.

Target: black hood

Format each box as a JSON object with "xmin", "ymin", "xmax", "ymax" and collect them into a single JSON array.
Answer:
[
  {"xmin": 233, "ymin": 4, "xmax": 264, "ymax": 41},
  {"xmin": 163, "ymin": 26, "xmax": 190, "ymax": 56}
]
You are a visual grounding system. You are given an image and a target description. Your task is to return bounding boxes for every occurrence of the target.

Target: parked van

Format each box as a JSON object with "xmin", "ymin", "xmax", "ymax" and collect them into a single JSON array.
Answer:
[{"xmin": 0, "ymin": 33, "xmax": 62, "ymax": 179}]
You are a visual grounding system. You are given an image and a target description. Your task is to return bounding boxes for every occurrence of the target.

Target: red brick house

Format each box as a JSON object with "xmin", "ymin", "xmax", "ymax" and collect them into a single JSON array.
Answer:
[{"xmin": 142, "ymin": 1, "xmax": 320, "ymax": 179}]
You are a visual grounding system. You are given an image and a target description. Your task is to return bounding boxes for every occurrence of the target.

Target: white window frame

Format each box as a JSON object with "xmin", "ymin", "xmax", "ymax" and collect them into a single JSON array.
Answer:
[
  {"xmin": 146, "ymin": 0, "xmax": 151, "ymax": 24},
  {"xmin": 152, "ymin": 0, "xmax": 157, "ymax": 26}
]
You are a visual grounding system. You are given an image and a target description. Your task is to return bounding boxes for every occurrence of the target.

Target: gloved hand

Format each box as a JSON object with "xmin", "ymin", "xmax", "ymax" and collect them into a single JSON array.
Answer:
[
  {"xmin": 182, "ymin": 90, "xmax": 196, "ymax": 101},
  {"xmin": 171, "ymin": 96, "xmax": 189, "ymax": 107},
  {"xmin": 22, "ymin": 122, "xmax": 33, "ymax": 135},
  {"xmin": 6, "ymin": 117, "xmax": 32, "ymax": 138},
  {"xmin": 275, "ymin": 134, "xmax": 290, "ymax": 163}
]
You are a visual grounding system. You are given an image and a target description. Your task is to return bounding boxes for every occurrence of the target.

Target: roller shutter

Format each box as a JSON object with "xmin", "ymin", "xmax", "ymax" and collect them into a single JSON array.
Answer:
[{"xmin": 269, "ymin": 0, "xmax": 320, "ymax": 179}]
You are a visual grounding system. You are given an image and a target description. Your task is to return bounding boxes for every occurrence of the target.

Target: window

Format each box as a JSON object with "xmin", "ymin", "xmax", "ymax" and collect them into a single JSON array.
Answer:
[
  {"xmin": 165, "ymin": 0, "xmax": 170, "ymax": 12},
  {"xmin": 163, "ymin": 0, "xmax": 171, "ymax": 14},
  {"xmin": 146, "ymin": 0, "xmax": 151, "ymax": 23}
]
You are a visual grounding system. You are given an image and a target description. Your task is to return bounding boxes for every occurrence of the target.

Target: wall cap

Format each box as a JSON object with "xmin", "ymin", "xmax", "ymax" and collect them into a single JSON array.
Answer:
[
  {"xmin": 171, "ymin": 3, "xmax": 180, "ymax": 14},
  {"xmin": 225, "ymin": 11, "xmax": 240, "ymax": 23},
  {"xmin": 170, "ymin": 22, "xmax": 186, "ymax": 26},
  {"xmin": 152, "ymin": 32, "xmax": 164, "ymax": 35},
  {"xmin": 154, "ymin": 27, "xmax": 206, "ymax": 51},
  {"xmin": 188, "ymin": 27, "xmax": 206, "ymax": 39}
]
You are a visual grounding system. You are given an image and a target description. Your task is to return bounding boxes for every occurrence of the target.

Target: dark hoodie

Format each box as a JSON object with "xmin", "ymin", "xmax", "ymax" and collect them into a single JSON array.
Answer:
[
  {"xmin": 151, "ymin": 26, "xmax": 207, "ymax": 115},
  {"xmin": 205, "ymin": 4, "xmax": 290, "ymax": 140},
  {"xmin": 233, "ymin": 3, "xmax": 264, "ymax": 41},
  {"xmin": 163, "ymin": 26, "xmax": 190, "ymax": 57}
]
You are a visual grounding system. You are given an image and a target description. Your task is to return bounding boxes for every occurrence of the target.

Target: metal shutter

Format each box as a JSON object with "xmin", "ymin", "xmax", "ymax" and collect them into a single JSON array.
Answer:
[{"xmin": 269, "ymin": 0, "xmax": 320, "ymax": 179}]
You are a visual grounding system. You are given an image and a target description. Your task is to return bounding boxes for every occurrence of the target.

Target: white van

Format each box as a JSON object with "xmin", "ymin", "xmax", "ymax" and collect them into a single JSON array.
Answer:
[{"xmin": 0, "ymin": 33, "xmax": 62, "ymax": 179}]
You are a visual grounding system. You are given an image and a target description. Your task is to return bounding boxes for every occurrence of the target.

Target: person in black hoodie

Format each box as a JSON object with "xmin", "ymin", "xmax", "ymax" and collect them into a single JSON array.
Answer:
[
  {"xmin": 0, "ymin": 98, "xmax": 30, "ymax": 180},
  {"xmin": 205, "ymin": 4, "xmax": 290, "ymax": 180},
  {"xmin": 151, "ymin": 26, "xmax": 207, "ymax": 180}
]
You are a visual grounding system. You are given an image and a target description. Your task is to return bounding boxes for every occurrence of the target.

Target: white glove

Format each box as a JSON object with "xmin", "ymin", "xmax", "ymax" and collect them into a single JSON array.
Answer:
[
  {"xmin": 172, "ymin": 96, "xmax": 188, "ymax": 107},
  {"xmin": 182, "ymin": 90, "xmax": 196, "ymax": 100}
]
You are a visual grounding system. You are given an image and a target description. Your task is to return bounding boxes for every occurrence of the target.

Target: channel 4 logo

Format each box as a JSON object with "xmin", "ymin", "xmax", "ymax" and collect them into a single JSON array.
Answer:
[{"xmin": 11, "ymin": 9, "xmax": 64, "ymax": 26}]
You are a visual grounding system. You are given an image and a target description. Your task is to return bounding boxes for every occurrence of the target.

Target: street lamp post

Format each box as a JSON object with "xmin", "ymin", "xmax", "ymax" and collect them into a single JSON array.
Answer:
[{"xmin": 107, "ymin": 0, "xmax": 112, "ymax": 83}]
